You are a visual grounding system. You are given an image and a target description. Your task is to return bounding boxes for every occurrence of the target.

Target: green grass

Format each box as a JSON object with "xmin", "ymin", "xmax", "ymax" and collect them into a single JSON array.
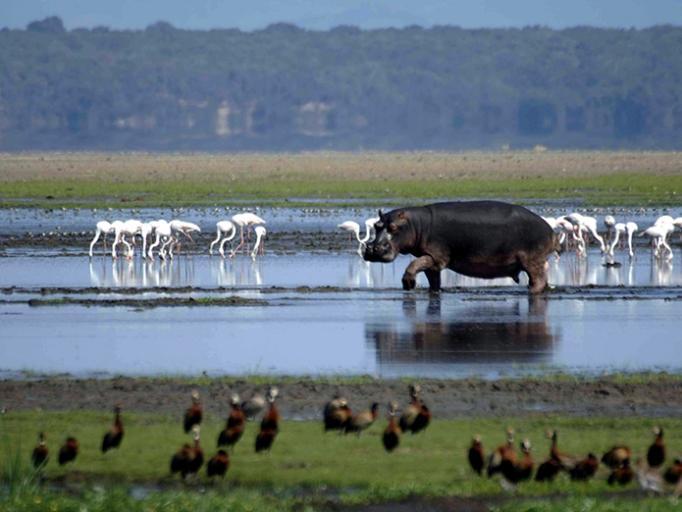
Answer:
[
  {"xmin": 3, "ymin": 412, "xmax": 682, "ymax": 510},
  {"xmin": 1, "ymin": 173, "xmax": 681, "ymax": 208},
  {"xmin": 2, "ymin": 412, "xmax": 682, "ymax": 500}
]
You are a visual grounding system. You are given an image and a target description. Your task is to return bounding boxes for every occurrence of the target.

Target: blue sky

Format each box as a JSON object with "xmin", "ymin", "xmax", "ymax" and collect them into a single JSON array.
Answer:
[{"xmin": 2, "ymin": 0, "xmax": 681, "ymax": 30}]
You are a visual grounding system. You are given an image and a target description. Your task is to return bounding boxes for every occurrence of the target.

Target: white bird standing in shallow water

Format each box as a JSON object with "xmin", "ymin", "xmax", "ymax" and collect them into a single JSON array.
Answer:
[
  {"xmin": 640, "ymin": 224, "xmax": 674, "ymax": 260},
  {"xmin": 250, "ymin": 226, "xmax": 267, "ymax": 261},
  {"xmin": 169, "ymin": 220, "xmax": 201, "ymax": 256},
  {"xmin": 608, "ymin": 221, "xmax": 638, "ymax": 259},
  {"xmin": 565, "ymin": 213, "xmax": 606, "ymax": 254},
  {"xmin": 147, "ymin": 220, "xmax": 173, "ymax": 260},
  {"xmin": 338, "ymin": 217, "xmax": 378, "ymax": 256},
  {"xmin": 209, "ymin": 220, "xmax": 237, "ymax": 258},
  {"xmin": 231, "ymin": 213, "xmax": 266, "ymax": 256},
  {"xmin": 112, "ymin": 220, "xmax": 143, "ymax": 260},
  {"xmin": 89, "ymin": 220, "xmax": 116, "ymax": 258}
]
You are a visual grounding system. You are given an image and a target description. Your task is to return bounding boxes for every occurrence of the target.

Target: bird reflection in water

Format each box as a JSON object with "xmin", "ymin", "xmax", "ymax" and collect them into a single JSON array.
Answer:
[
  {"xmin": 214, "ymin": 258, "xmax": 263, "ymax": 287},
  {"xmin": 88, "ymin": 258, "xmax": 196, "ymax": 287},
  {"xmin": 366, "ymin": 295, "xmax": 556, "ymax": 373}
]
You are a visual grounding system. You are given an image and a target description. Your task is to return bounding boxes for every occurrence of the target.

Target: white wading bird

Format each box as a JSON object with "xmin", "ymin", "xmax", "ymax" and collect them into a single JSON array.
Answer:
[
  {"xmin": 607, "ymin": 221, "xmax": 638, "ymax": 259},
  {"xmin": 89, "ymin": 220, "xmax": 116, "ymax": 258},
  {"xmin": 209, "ymin": 220, "xmax": 238, "ymax": 258},
  {"xmin": 169, "ymin": 220, "xmax": 201, "ymax": 256},
  {"xmin": 251, "ymin": 225, "xmax": 267, "ymax": 261},
  {"xmin": 231, "ymin": 212, "xmax": 266, "ymax": 255},
  {"xmin": 111, "ymin": 219, "xmax": 143, "ymax": 259},
  {"xmin": 338, "ymin": 217, "xmax": 379, "ymax": 256},
  {"xmin": 564, "ymin": 213, "xmax": 606, "ymax": 255},
  {"xmin": 147, "ymin": 220, "xmax": 174, "ymax": 260}
]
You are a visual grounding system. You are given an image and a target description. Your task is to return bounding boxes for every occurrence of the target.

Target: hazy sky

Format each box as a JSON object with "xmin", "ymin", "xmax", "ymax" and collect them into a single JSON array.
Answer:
[{"xmin": 2, "ymin": 0, "xmax": 681, "ymax": 31}]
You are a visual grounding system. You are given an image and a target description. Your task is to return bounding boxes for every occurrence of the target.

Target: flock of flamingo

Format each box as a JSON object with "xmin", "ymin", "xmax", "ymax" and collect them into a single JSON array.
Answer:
[
  {"xmin": 87, "ymin": 210, "xmax": 682, "ymax": 268},
  {"xmin": 337, "ymin": 212, "xmax": 682, "ymax": 262},
  {"xmin": 543, "ymin": 212, "xmax": 682, "ymax": 261},
  {"xmin": 89, "ymin": 212, "xmax": 267, "ymax": 261}
]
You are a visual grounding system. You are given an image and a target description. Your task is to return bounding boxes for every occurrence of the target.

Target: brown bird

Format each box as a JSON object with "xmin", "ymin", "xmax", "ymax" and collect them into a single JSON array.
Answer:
[
  {"xmin": 501, "ymin": 439, "xmax": 534, "ymax": 486},
  {"xmin": 382, "ymin": 402, "xmax": 401, "ymax": 453},
  {"xmin": 171, "ymin": 426, "xmax": 204, "ymax": 479},
  {"xmin": 569, "ymin": 453, "xmax": 599, "ymax": 481},
  {"xmin": 31, "ymin": 432, "xmax": 49, "ymax": 469},
  {"xmin": 101, "ymin": 404, "xmax": 124, "ymax": 453},
  {"xmin": 323, "ymin": 395, "xmax": 352, "ymax": 432},
  {"xmin": 535, "ymin": 458, "xmax": 562, "ymax": 482},
  {"xmin": 664, "ymin": 457, "xmax": 682, "ymax": 485},
  {"xmin": 399, "ymin": 384, "xmax": 430, "ymax": 435},
  {"xmin": 183, "ymin": 390, "xmax": 202, "ymax": 433},
  {"xmin": 647, "ymin": 426, "xmax": 665, "ymax": 468},
  {"xmin": 608, "ymin": 458, "xmax": 634, "ymax": 486},
  {"xmin": 344, "ymin": 402, "xmax": 379, "ymax": 435},
  {"xmin": 468, "ymin": 435, "xmax": 485, "ymax": 476},
  {"xmin": 255, "ymin": 387, "xmax": 279, "ymax": 453},
  {"xmin": 602, "ymin": 445, "xmax": 632, "ymax": 469},
  {"xmin": 487, "ymin": 428, "xmax": 515, "ymax": 478},
  {"xmin": 217, "ymin": 394, "xmax": 246, "ymax": 451},
  {"xmin": 546, "ymin": 429, "xmax": 575, "ymax": 468},
  {"xmin": 535, "ymin": 429, "xmax": 574, "ymax": 482},
  {"xmin": 170, "ymin": 443, "xmax": 193, "ymax": 477},
  {"xmin": 58, "ymin": 437, "xmax": 79, "ymax": 466},
  {"xmin": 206, "ymin": 449, "xmax": 230, "ymax": 479}
]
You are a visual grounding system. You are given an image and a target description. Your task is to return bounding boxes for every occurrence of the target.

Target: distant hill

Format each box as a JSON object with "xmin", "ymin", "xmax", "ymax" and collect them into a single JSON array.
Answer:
[{"xmin": 1, "ymin": 19, "xmax": 681, "ymax": 151}]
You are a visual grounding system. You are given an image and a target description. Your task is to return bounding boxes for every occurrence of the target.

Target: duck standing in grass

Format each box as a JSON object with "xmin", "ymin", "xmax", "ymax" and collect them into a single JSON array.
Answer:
[
  {"xmin": 382, "ymin": 402, "xmax": 401, "ymax": 453},
  {"xmin": 101, "ymin": 404, "xmax": 124, "ymax": 453},
  {"xmin": 32, "ymin": 432, "xmax": 49, "ymax": 468}
]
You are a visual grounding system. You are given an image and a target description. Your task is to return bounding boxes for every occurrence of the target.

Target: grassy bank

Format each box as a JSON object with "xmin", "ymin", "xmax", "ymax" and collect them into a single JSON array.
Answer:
[
  {"xmin": 2, "ymin": 412, "xmax": 682, "ymax": 505},
  {"xmin": 0, "ymin": 151, "xmax": 680, "ymax": 208}
]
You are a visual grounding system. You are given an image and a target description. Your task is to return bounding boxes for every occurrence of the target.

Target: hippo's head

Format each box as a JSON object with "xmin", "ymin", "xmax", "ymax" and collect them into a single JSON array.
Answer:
[{"xmin": 363, "ymin": 209, "xmax": 416, "ymax": 263}]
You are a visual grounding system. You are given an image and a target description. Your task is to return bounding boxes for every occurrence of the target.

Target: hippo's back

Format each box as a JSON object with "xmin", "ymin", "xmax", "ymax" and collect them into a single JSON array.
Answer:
[{"xmin": 425, "ymin": 201, "xmax": 553, "ymax": 253}]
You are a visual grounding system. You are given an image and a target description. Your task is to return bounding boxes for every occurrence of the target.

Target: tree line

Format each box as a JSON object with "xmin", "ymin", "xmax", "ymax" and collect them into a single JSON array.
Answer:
[{"xmin": 1, "ymin": 17, "xmax": 681, "ymax": 150}]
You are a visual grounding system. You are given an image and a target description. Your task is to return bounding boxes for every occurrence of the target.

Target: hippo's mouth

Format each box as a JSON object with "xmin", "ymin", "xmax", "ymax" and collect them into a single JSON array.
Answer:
[{"xmin": 363, "ymin": 244, "xmax": 398, "ymax": 263}]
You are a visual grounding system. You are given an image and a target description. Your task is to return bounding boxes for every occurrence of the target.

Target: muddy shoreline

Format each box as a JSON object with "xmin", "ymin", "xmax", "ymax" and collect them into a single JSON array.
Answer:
[{"xmin": 3, "ymin": 376, "xmax": 682, "ymax": 419}]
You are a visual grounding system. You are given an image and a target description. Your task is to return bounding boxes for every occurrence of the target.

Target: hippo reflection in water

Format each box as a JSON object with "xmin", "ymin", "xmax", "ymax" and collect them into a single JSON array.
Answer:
[{"xmin": 363, "ymin": 200, "xmax": 555, "ymax": 293}]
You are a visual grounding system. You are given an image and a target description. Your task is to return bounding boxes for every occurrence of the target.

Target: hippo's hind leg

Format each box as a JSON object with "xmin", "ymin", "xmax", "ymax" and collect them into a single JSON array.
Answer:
[{"xmin": 402, "ymin": 255, "xmax": 437, "ymax": 291}]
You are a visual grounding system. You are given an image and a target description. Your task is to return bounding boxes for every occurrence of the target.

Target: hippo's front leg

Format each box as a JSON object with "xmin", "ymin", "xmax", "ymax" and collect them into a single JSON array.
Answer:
[{"xmin": 402, "ymin": 255, "xmax": 437, "ymax": 291}]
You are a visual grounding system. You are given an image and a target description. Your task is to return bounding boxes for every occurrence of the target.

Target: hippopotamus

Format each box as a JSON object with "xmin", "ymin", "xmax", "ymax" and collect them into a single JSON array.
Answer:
[{"xmin": 363, "ymin": 200, "xmax": 554, "ymax": 293}]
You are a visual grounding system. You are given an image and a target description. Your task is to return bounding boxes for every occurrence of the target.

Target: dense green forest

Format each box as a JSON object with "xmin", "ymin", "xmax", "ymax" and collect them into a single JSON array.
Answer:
[{"xmin": 1, "ymin": 17, "xmax": 681, "ymax": 150}]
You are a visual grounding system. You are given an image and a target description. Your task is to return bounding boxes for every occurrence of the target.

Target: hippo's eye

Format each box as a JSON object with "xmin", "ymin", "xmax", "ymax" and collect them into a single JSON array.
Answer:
[{"xmin": 388, "ymin": 223, "xmax": 398, "ymax": 233}]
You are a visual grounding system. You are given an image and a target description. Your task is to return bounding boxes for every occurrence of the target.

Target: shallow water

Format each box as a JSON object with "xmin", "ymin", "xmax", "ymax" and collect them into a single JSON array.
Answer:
[
  {"xmin": 1, "ymin": 289, "xmax": 681, "ymax": 379},
  {"xmin": 0, "ymin": 205, "xmax": 679, "ymax": 236},
  {"xmin": 1, "ymin": 250, "xmax": 682, "ymax": 288},
  {"xmin": 2, "ymin": 205, "xmax": 682, "ymax": 380}
]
